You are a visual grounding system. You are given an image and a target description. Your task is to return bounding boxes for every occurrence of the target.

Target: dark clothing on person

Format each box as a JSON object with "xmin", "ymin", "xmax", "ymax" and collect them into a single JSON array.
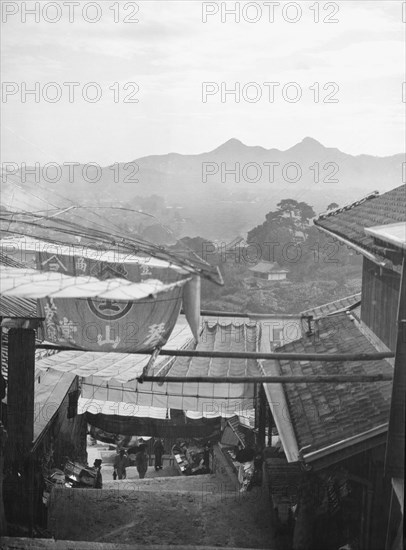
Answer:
[
  {"xmin": 93, "ymin": 459, "xmax": 102, "ymax": 488},
  {"xmin": 114, "ymin": 452, "xmax": 129, "ymax": 480},
  {"xmin": 135, "ymin": 447, "xmax": 148, "ymax": 479},
  {"xmin": 94, "ymin": 468, "xmax": 102, "ymax": 488},
  {"xmin": 203, "ymin": 442, "xmax": 212, "ymax": 470},
  {"xmin": 235, "ymin": 447, "xmax": 255, "ymax": 463},
  {"xmin": 153, "ymin": 439, "xmax": 165, "ymax": 470}
]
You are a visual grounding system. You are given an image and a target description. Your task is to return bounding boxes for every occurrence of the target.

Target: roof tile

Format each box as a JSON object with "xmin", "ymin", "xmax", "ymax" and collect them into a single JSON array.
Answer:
[
  {"xmin": 315, "ymin": 185, "xmax": 406, "ymax": 259},
  {"xmin": 263, "ymin": 312, "xmax": 392, "ymax": 454}
]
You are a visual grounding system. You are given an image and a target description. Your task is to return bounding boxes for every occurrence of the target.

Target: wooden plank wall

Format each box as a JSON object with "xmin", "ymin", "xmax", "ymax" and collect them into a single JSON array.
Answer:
[{"xmin": 361, "ymin": 259, "xmax": 400, "ymax": 351}]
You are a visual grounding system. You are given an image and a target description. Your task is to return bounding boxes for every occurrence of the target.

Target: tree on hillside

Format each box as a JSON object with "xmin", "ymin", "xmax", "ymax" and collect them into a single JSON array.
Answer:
[
  {"xmin": 247, "ymin": 221, "xmax": 292, "ymax": 263},
  {"xmin": 297, "ymin": 201, "xmax": 316, "ymax": 227},
  {"xmin": 276, "ymin": 199, "xmax": 315, "ymax": 230},
  {"xmin": 265, "ymin": 210, "xmax": 284, "ymax": 224},
  {"xmin": 277, "ymin": 198, "xmax": 300, "ymax": 226},
  {"xmin": 327, "ymin": 202, "xmax": 339, "ymax": 211}
]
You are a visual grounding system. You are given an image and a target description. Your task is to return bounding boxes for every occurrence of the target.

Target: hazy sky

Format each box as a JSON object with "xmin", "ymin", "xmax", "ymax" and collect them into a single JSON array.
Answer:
[{"xmin": 1, "ymin": 0, "xmax": 405, "ymax": 165}]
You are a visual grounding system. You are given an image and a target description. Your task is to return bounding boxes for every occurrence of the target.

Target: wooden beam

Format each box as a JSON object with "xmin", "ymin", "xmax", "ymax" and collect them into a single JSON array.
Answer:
[
  {"xmin": 140, "ymin": 373, "xmax": 392, "ymax": 384},
  {"xmin": 195, "ymin": 309, "xmax": 312, "ymax": 319},
  {"xmin": 36, "ymin": 344, "xmax": 394, "ymax": 362},
  {"xmin": 137, "ymin": 349, "xmax": 394, "ymax": 362}
]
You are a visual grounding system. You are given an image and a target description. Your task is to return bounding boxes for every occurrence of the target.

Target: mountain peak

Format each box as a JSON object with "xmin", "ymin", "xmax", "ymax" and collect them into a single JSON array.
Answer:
[
  {"xmin": 286, "ymin": 136, "xmax": 325, "ymax": 153},
  {"xmin": 300, "ymin": 136, "xmax": 323, "ymax": 147},
  {"xmin": 214, "ymin": 138, "xmax": 246, "ymax": 151}
]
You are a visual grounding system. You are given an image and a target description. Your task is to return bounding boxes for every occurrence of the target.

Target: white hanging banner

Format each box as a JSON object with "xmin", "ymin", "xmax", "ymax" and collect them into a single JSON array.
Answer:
[{"xmin": 182, "ymin": 275, "xmax": 201, "ymax": 342}]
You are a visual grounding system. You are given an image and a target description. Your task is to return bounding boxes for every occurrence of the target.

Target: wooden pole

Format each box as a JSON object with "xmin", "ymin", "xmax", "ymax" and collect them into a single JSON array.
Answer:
[
  {"xmin": 138, "ymin": 349, "xmax": 394, "ymax": 362},
  {"xmin": 258, "ymin": 385, "xmax": 266, "ymax": 449},
  {"xmin": 140, "ymin": 373, "xmax": 392, "ymax": 384},
  {"xmin": 7, "ymin": 328, "xmax": 35, "ymax": 529},
  {"xmin": 0, "ymin": 422, "xmax": 7, "ymax": 536},
  {"xmin": 36, "ymin": 344, "xmax": 394, "ymax": 363},
  {"xmin": 384, "ymin": 256, "xmax": 406, "ymax": 478},
  {"xmin": 0, "ymin": 325, "xmax": 5, "ymax": 534},
  {"xmin": 7, "ymin": 328, "xmax": 35, "ymax": 460}
]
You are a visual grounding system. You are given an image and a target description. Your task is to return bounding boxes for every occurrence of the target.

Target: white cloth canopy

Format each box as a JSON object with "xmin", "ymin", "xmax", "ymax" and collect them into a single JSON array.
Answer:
[
  {"xmin": 78, "ymin": 399, "xmax": 170, "ymax": 419},
  {"xmin": 35, "ymin": 315, "xmax": 194, "ymax": 382},
  {"xmin": 35, "ymin": 319, "xmax": 260, "ymax": 415},
  {"xmin": 0, "ymin": 236, "xmax": 188, "ymax": 272},
  {"xmin": 0, "ymin": 266, "xmax": 190, "ymax": 300},
  {"xmin": 81, "ymin": 376, "xmax": 255, "ymax": 416}
]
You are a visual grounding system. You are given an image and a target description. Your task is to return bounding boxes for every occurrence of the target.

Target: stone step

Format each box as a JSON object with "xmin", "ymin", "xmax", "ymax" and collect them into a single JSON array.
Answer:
[
  {"xmin": 100, "ymin": 472, "xmax": 236, "ymax": 494},
  {"xmin": 0, "ymin": 538, "xmax": 271, "ymax": 550}
]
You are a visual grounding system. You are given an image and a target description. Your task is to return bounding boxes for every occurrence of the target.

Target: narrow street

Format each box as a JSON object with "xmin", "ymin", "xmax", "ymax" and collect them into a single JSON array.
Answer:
[{"xmin": 44, "ymin": 445, "xmax": 276, "ymax": 549}]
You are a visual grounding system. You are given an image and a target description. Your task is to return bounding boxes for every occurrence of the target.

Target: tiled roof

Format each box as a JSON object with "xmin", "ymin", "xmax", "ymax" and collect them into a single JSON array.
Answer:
[
  {"xmin": 264, "ymin": 457, "xmax": 303, "ymax": 502},
  {"xmin": 315, "ymin": 185, "xmax": 406, "ymax": 258},
  {"xmin": 226, "ymin": 415, "xmax": 255, "ymax": 447},
  {"xmin": 0, "ymin": 250, "xmax": 47, "ymax": 383},
  {"xmin": 0, "ymin": 250, "xmax": 37, "ymax": 317},
  {"xmin": 167, "ymin": 321, "xmax": 260, "ymax": 378},
  {"xmin": 301, "ymin": 293, "xmax": 361, "ymax": 319},
  {"xmin": 249, "ymin": 261, "xmax": 288, "ymax": 274},
  {"xmin": 1, "ymin": 330, "xmax": 59, "ymax": 385},
  {"xmin": 263, "ymin": 312, "xmax": 393, "ymax": 456},
  {"xmin": 0, "ymin": 251, "xmax": 28, "ymax": 268},
  {"xmin": 0, "ymin": 295, "xmax": 37, "ymax": 318}
]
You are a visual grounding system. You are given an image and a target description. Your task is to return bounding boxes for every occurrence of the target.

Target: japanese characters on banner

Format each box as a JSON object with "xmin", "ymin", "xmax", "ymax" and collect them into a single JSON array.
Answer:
[
  {"xmin": 36, "ymin": 250, "xmax": 184, "ymax": 284},
  {"xmin": 36, "ymin": 251, "xmax": 187, "ymax": 352}
]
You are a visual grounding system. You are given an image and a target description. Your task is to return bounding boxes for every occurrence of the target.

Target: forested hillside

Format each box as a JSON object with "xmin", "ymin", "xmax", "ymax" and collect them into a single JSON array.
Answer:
[{"xmin": 179, "ymin": 199, "xmax": 362, "ymax": 314}]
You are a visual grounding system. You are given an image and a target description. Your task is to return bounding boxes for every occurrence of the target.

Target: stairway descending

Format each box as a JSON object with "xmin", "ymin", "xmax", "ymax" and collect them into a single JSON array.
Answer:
[{"xmin": 43, "ymin": 455, "xmax": 275, "ymax": 549}]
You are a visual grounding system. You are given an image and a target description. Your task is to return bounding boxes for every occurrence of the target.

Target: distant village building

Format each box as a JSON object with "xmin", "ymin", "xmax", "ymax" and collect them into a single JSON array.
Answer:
[{"xmin": 249, "ymin": 261, "xmax": 288, "ymax": 281}]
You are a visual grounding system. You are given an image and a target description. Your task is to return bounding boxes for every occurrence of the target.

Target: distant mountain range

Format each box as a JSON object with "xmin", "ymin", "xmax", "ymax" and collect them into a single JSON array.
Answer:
[{"xmin": 2, "ymin": 138, "xmax": 404, "ymax": 240}]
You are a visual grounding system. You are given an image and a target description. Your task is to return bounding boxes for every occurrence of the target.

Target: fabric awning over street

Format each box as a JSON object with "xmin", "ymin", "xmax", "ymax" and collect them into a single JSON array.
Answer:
[
  {"xmin": 1, "ymin": 266, "xmax": 195, "ymax": 352},
  {"xmin": 36, "ymin": 319, "xmax": 261, "ymax": 415},
  {"xmin": 1, "ymin": 232, "xmax": 205, "ymax": 347},
  {"xmin": 0, "ymin": 236, "xmax": 190, "ymax": 275},
  {"xmin": 35, "ymin": 315, "xmax": 194, "ymax": 381},
  {"xmin": 1, "ymin": 266, "xmax": 190, "ymax": 300}
]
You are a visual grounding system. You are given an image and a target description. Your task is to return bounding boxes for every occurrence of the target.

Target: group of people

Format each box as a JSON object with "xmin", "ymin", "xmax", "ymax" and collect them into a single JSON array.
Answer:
[{"xmin": 113, "ymin": 438, "xmax": 166, "ymax": 479}]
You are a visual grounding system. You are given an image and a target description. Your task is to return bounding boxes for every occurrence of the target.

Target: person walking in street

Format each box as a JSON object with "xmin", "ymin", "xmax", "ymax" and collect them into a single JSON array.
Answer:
[
  {"xmin": 113, "ymin": 449, "xmax": 129, "ymax": 480},
  {"xmin": 135, "ymin": 444, "xmax": 148, "ymax": 479},
  {"xmin": 93, "ymin": 459, "xmax": 103, "ymax": 488},
  {"xmin": 153, "ymin": 438, "xmax": 165, "ymax": 471},
  {"xmin": 203, "ymin": 440, "xmax": 213, "ymax": 472}
]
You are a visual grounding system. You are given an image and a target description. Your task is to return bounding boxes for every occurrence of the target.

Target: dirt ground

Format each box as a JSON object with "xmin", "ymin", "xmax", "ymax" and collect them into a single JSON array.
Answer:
[
  {"xmin": 48, "ymin": 484, "xmax": 275, "ymax": 548},
  {"xmin": 46, "ymin": 443, "xmax": 276, "ymax": 549}
]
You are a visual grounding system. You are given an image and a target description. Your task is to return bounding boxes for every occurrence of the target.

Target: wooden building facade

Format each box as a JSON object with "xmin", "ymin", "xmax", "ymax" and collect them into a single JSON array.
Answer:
[{"xmin": 360, "ymin": 259, "xmax": 400, "ymax": 351}]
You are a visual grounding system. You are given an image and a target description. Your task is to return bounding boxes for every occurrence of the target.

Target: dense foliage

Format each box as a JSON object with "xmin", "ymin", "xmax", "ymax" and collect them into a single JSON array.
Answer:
[{"xmin": 179, "ymin": 199, "xmax": 362, "ymax": 314}]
